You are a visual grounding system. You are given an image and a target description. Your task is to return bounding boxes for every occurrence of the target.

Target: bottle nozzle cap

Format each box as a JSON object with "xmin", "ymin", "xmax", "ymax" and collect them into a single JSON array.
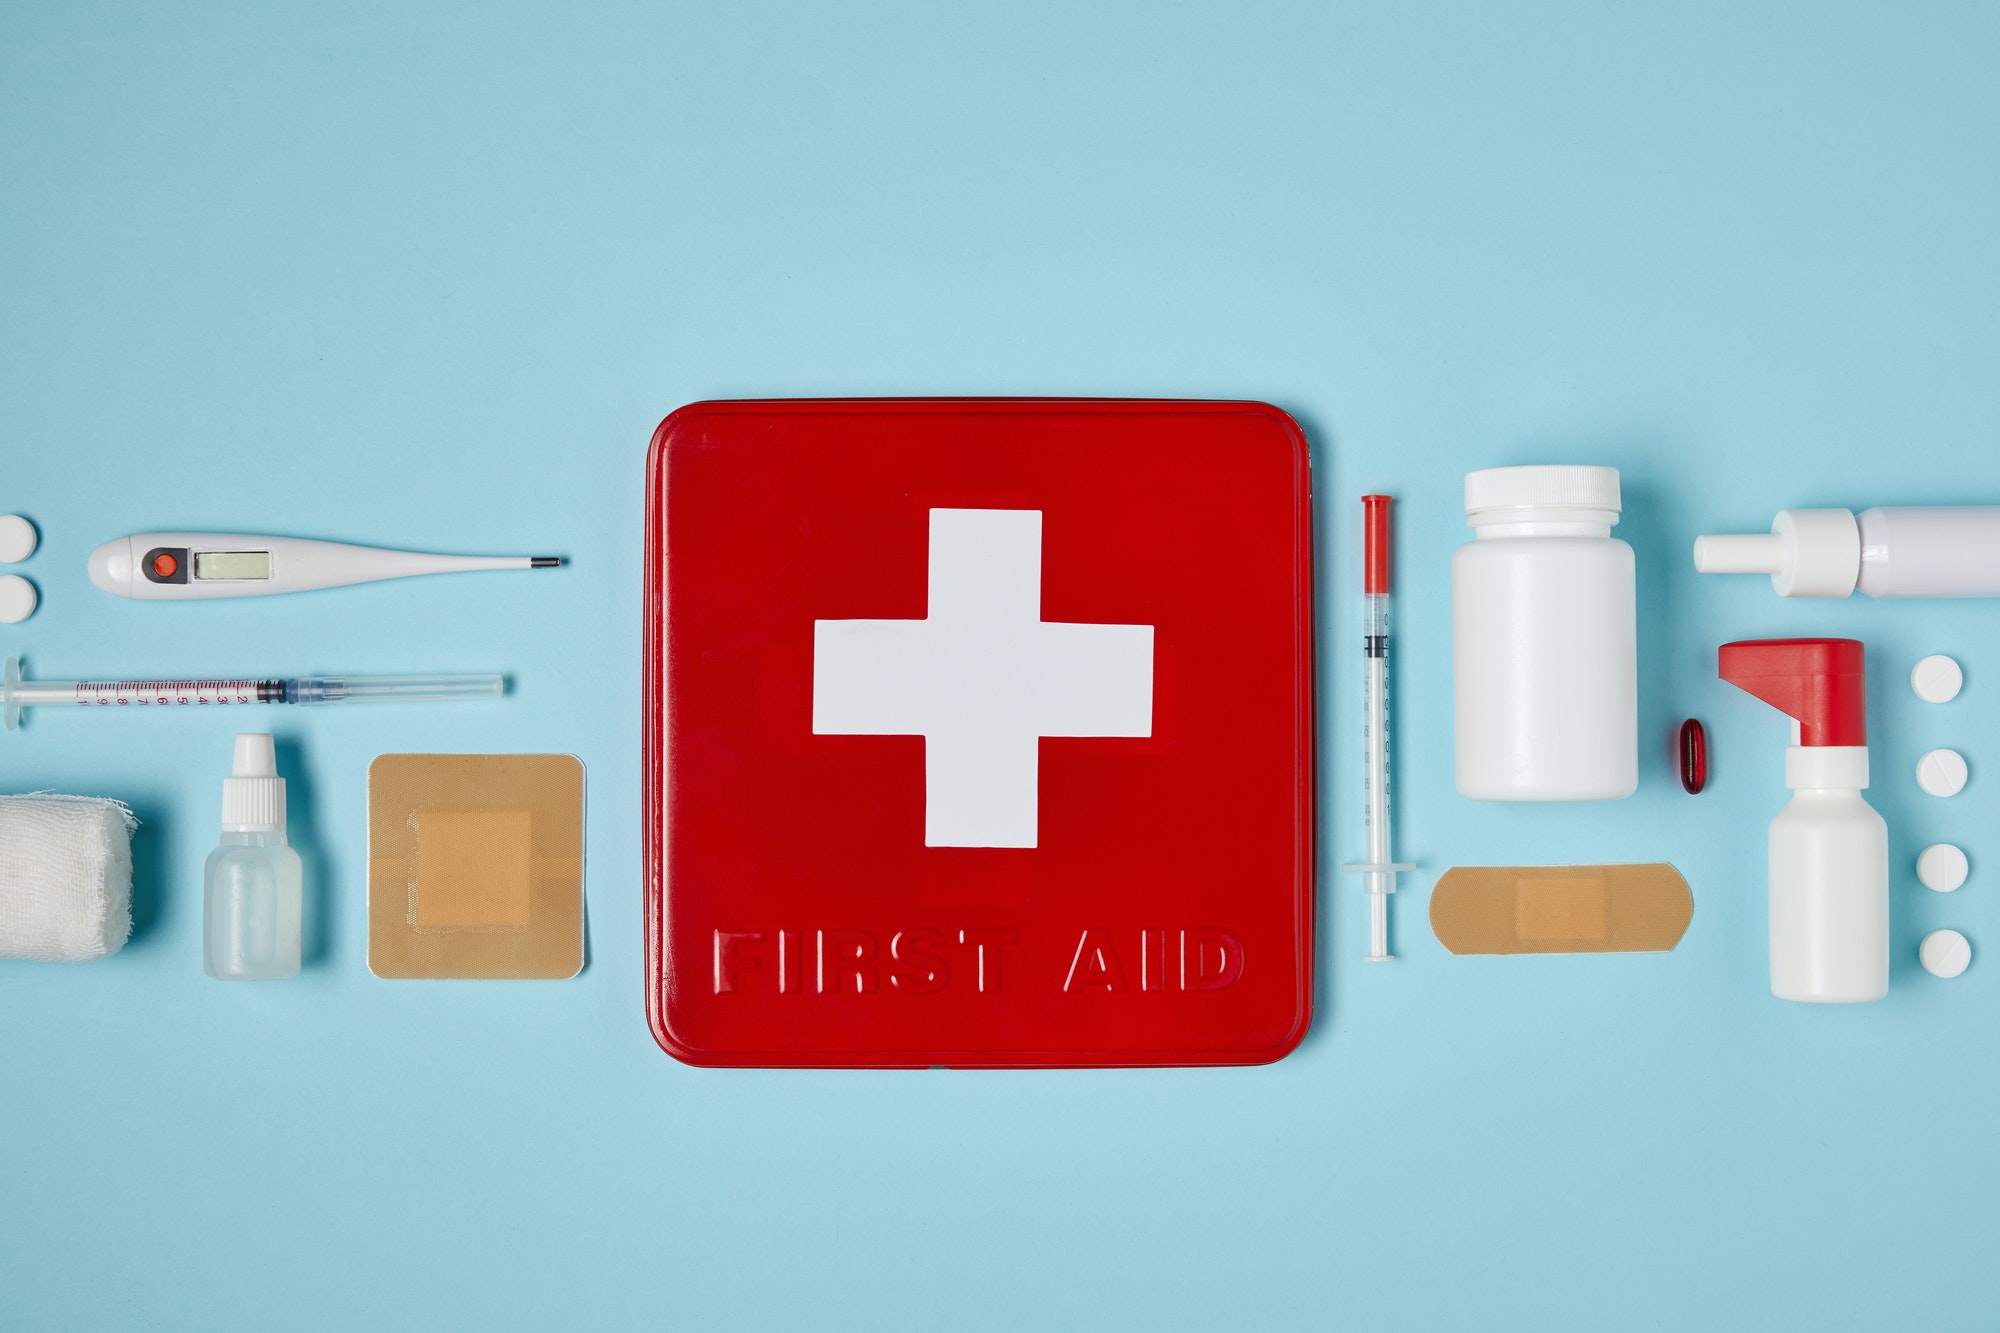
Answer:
[
  {"xmin": 222, "ymin": 732, "xmax": 285, "ymax": 832},
  {"xmin": 1692, "ymin": 509, "xmax": 1860, "ymax": 597},
  {"xmin": 1693, "ymin": 533, "xmax": 1786, "ymax": 575},
  {"xmin": 232, "ymin": 732, "xmax": 277, "ymax": 778}
]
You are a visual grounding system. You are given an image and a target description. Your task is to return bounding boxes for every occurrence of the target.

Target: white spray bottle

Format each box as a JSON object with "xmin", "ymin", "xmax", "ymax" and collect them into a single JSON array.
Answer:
[{"xmin": 1718, "ymin": 638, "xmax": 1887, "ymax": 1003}]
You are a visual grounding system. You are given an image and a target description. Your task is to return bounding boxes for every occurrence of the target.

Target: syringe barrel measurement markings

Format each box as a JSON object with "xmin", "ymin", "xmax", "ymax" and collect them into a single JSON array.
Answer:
[
  {"xmin": 1361, "ymin": 592, "xmax": 1390, "ymax": 874},
  {"xmin": 70, "ymin": 679, "xmax": 282, "ymax": 707}
]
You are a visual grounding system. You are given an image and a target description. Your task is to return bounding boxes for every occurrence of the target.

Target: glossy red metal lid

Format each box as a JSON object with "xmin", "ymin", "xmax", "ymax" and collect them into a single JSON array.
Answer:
[{"xmin": 645, "ymin": 399, "xmax": 1316, "ymax": 1067}]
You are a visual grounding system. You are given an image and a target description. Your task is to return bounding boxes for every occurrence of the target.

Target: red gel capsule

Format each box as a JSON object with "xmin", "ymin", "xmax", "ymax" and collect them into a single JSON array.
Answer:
[{"xmin": 1679, "ymin": 718, "xmax": 1708, "ymax": 794}]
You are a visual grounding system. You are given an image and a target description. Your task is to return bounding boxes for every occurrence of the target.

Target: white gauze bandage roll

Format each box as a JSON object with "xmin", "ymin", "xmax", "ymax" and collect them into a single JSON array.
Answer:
[{"xmin": 0, "ymin": 794, "xmax": 139, "ymax": 962}]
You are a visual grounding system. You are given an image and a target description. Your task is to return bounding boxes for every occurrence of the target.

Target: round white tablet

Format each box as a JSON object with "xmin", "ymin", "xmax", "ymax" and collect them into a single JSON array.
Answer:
[
  {"xmin": 1911, "ymin": 654, "xmax": 1963, "ymax": 704},
  {"xmin": 1917, "ymin": 748, "xmax": 1969, "ymax": 797},
  {"xmin": 1918, "ymin": 843, "xmax": 1970, "ymax": 893},
  {"xmin": 0, "ymin": 574, "xmax": 35, "ymax": 624},
  {"xmin": 1921, "ymin": 928, "xmax": 1972, "ymax": 979},
  {"xmin": 0, "ymin": 515, "xmax": 35, "ymax": 564}
]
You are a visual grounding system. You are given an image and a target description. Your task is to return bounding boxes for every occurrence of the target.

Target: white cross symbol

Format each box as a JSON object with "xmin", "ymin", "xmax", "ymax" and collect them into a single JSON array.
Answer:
[{"xmin": 813, "ymin": 508, "xmax": 1155, "ymax": 848}]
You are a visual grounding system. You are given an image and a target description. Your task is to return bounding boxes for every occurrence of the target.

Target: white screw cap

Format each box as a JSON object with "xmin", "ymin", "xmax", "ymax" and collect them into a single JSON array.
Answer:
[
  {"xmin": 221, "ymin": 732, "xmax": 286, "ymax": 833},
  {"xmin": 1918, "ymin": 843, "xmax": 1969, "ymax": 892},
  {"xmin": 1917, "ymin": 748, "xmax": 1969, "ymax": 797},
  {"xmin": 1911, "ymin": 654, "xmax": 1963, "ymax": 703},
  {"xmin": 1921, "ymin": 928, "xmax": 1972, "ymax": 979},
  {"xmin": 0, "ymin": 575, "xmax": 36, "ymax": 624},
  {"xmin": 0, "ymin": 515, "xmax": 35, "ymax": 563},
  {"xmin": 1464, "ymin": 465, "xmax": 1621, "ymax": 517}
]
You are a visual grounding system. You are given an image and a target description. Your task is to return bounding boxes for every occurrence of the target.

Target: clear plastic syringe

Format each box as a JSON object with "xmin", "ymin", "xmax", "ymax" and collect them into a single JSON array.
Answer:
[
  {"xmin": 3, "ymin": 656, "xmax": 502, "ymax": 731},
  {"xmin": 1341, "ymin": 496, "xmax": 1413, "ymax": 961}
]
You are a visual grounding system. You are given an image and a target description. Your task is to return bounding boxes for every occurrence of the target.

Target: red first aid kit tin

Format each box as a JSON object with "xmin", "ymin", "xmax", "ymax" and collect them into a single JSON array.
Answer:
[{"xmin": 645, "ymin": 399, "xmax": 1316, "ymax": 1066}]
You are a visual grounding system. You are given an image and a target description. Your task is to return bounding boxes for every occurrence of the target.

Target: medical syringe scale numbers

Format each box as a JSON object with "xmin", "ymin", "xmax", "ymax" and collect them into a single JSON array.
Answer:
[{"xmin": 646, "ymin": 399, "xmax": 1316, "ymax": 1068}]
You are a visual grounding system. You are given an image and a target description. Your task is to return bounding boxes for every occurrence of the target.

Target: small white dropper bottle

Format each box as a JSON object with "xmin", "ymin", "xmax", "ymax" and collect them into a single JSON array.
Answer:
[{"xmin": 203, "ymin": 733, "xmax": 303, "ymax": 980}]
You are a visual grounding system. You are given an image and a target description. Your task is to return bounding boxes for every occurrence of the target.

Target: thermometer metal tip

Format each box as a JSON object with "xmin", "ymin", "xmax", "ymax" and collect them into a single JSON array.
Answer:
[{"xmin": 531, "ymin": 557, "xmax": 563, "ymax": 568}]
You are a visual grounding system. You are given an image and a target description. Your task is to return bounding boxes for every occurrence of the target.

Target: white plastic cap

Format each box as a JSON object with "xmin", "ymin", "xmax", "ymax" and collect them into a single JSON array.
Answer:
[
  {"xmin": 1920, "ymin": 928, "xmax": 1972, "ymax": 979},
  {"xmin": 1464, "ymin": 465, "xmax": 1621, "ymax": 518},
  {"xmin": 1911, "ymin": 654, "xmax": 1964, "ymax": 704},
  {"xmin": 1918, "ymin": 843, "xmax": 1969, "ymax": 893},
  {"xmin": 0, "ymin": 515, "xmax": 36, "ymax": 564},
  {"xmin": 1917, "ymin": 747, "xmax": 1969, "ymax": 798},
  {"xmin": 1692, "ymin": 508, "xmax": 1860, "ymax": 597},
  {"xmin": 0, "ymin": 575, "xmax": 37, "ymax": 624},
  {"xmin": 222, "ymin": 732, "xmax": 286, "ymax": 833}
]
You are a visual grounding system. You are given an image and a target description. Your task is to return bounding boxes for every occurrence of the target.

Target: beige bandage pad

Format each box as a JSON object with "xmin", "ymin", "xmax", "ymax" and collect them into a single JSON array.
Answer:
[
  {"xmin": 368, "ymin": 754, "xmax": 585, "ymax": 978},
  {"xmin": 1428, "ymin": 863, "xmax": 1692, "ymax": 955}
]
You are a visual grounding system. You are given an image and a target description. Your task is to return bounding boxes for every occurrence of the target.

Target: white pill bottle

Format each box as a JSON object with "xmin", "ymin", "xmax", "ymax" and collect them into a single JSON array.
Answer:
[{"xmin": 1453, "ymin": 465, "xmax": 1638, "ymax": 801}]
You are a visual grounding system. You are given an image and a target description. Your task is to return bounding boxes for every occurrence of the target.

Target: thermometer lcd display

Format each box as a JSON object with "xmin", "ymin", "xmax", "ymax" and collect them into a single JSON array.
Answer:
[{"xmin": 194, "ymin": 551, "xmax": 272, "ymax": 580}]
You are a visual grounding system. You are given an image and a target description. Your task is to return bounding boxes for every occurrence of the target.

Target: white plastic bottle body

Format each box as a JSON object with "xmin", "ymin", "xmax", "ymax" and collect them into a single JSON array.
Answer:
[
  {"xmin": 1767, "ymin": 790, "xmax": 1888, "ymax": 1002},
  {"xmin": 1857, "ymin": 506, "xmax": 2000, "ymax": 597},
  {"xmin": 203, "ymin": 831, "xmax": 303, "ymax": 980},
  {"xmin": 1453, "ymin": 526, "xmax": 1638, "ymax": 800}
]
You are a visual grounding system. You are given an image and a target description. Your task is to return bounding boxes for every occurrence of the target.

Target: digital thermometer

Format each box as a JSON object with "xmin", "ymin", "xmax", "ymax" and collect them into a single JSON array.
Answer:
[{"xmin": 88, "ymin": 533, "xmax": 560, "ymax": 600}]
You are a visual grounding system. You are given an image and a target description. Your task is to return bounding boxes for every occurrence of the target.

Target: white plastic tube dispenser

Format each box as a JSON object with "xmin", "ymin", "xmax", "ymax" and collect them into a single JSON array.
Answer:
[{"xmin": 1695, "ymin": 505, "xmax": 2000, "ymax": 598}]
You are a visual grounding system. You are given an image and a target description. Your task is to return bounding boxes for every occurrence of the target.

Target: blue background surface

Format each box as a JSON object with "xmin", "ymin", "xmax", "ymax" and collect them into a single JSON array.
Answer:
[{"xmin": 5, "ymin": 3, "xmax": 1999, "ymax": 1328}]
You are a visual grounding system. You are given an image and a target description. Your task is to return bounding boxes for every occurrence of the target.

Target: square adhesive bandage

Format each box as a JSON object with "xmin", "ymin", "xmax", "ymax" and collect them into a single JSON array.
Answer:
[{"xmin": 369, "ymin": 754, "xmax": 585, "ymax": 978}]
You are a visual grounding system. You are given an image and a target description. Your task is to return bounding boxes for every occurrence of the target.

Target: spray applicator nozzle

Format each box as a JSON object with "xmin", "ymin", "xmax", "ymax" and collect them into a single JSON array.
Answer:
[
  {"xmin": 1717, "ymin": 638, "xmax": 1867, "ymax": 747},
  {"xmin": 1694, "ymin": 509, "xmax": 1863, "ymax": 598}
]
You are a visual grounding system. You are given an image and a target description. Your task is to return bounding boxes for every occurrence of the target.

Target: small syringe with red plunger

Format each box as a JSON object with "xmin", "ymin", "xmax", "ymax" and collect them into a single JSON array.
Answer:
[{"xmin": 1342, "ymin": 496, "xmax": 1413, "ymax": 961}]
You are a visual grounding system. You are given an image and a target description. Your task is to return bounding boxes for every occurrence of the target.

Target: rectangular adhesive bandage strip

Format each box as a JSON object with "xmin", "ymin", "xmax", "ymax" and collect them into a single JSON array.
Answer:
[
  {"xmin": 368, "ymin": 754, "xmax": 585, "ymax": 979},
  {"xmin": 1428, "ymin": 863, "xmax": 1692, "ymax": 955}
]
